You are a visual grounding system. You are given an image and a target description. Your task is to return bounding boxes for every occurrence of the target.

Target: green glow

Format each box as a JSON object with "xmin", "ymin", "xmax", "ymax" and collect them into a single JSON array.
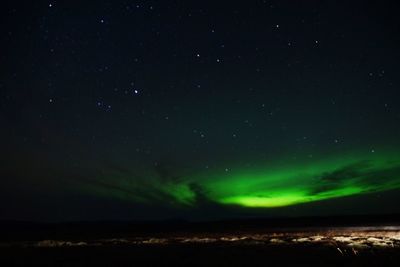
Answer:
[
  {"xmin": 164, "ymin": 183, "xmax": 196, "ymax": 205},
  {"xmin": 81, "ymin": 151, "xmax": 400, "ymax": 208},
  {"xmin": 217, "ymin": 187, "xmax": 365, "ymax": 208},
  {"xmin": 220, "ymin": 192, "xmax": 309, "ymax": 208},
  {"xmin": 201, "ymin": 152, "xmax": 400, "ymax": 207}
]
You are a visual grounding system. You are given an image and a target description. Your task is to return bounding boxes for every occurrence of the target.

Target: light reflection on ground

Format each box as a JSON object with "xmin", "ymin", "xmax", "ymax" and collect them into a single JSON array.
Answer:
[{"xmin": 3, "ymin": 226, "xmax": 400, "ymax": 255}]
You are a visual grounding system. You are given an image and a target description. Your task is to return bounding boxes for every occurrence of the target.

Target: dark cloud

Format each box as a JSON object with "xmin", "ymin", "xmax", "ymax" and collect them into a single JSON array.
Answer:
[
  {"xmin": 188, "ymin": 182, "xmax": 213, "ymax": 206},
  {"xmin": 319, "ymin": 161, "xmax": 372, "ymax": 182},
  {"xmin": 311, "ymin": 160, "xmax": 400, "ymax": 195}
]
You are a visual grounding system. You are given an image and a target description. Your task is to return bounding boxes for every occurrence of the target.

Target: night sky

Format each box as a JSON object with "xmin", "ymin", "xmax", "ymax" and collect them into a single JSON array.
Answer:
[{"xmin": 1, "ymin": 0, "xmax": 400, "ymax": 221}]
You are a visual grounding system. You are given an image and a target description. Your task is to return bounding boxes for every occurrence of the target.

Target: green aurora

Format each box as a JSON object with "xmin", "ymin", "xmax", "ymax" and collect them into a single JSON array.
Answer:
[{"xmin": 83, "ymin": 151, "xmax": 400, "ymax": 209}]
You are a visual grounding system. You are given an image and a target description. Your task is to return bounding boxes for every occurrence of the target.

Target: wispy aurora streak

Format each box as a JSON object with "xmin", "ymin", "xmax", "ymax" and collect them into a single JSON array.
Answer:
[{"xmin": 84, "ymin": 152, "xmax": 400, "ymax": 208}]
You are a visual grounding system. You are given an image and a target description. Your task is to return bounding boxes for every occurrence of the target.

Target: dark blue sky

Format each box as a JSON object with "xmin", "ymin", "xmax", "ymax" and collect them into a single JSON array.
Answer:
[{"xmin": 1, "ymin": 0, "xmax": 400, "ymax": 221}]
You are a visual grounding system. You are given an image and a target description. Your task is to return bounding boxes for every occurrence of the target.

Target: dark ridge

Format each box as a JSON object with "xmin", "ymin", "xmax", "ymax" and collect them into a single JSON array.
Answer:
[{"xmin": 1, "ymin": 213, "xmax": 400, "ymax": 242}]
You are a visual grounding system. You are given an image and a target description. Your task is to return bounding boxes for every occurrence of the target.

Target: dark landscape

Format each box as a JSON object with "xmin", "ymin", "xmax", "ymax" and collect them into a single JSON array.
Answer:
[{"xmin": 1, "ymin": 215, "xmax": 400, "ymax": 266}]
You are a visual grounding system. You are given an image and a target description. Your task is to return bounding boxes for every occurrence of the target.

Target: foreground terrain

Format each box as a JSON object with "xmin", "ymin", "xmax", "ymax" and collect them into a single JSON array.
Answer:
[{"xmin": 1, "ymin": 218, "xmax": 400, "ymax": 266}]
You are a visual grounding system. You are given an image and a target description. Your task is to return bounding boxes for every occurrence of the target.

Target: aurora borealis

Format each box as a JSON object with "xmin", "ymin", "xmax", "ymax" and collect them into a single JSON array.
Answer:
[
  {"xmin": 1, "ymin": 1, "xmax": 400, "ymax": 221},
  {"xmin": 207, "ymin": 153, "xmax": 400, "ymax": 207},
  {"xmin": 80, "ymin": 151, "xmax": 400, "ymax": 209}
]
